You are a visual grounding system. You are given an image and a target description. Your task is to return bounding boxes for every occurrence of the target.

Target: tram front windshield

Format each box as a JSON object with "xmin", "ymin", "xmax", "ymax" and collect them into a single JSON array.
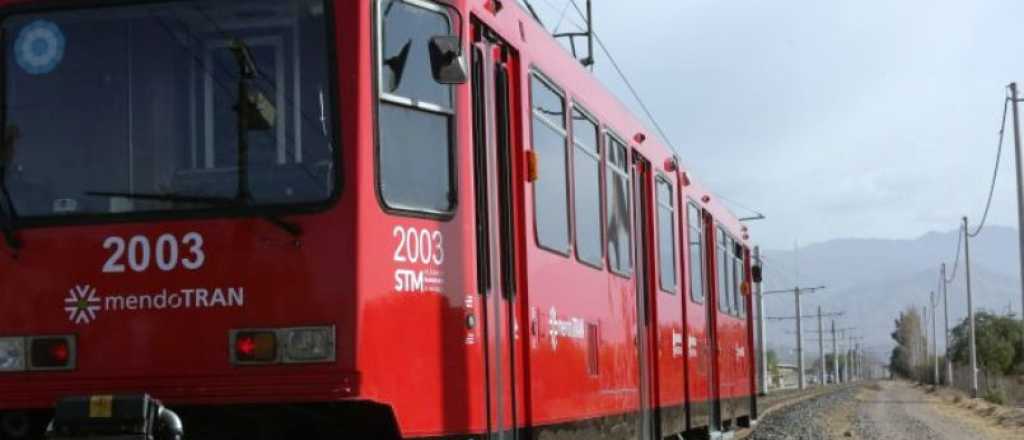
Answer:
[{"xmin": 1, "ymin": 0, "xmax": 336, "ymax": 219}]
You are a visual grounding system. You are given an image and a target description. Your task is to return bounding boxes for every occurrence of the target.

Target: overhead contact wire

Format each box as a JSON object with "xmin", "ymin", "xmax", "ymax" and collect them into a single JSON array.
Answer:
[{"xmin": 568, "ymin": 0, "xmax": 677, "ymax": 155}]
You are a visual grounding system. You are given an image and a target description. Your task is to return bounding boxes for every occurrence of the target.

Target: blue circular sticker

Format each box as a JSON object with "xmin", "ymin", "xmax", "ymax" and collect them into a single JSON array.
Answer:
[{"xmin": 14, "ymin": 20, "xmax": 66, "ymax": 75}]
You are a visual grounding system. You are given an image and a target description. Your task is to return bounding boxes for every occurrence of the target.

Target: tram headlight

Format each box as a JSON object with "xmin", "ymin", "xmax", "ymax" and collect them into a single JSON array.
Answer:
[
  {"xmin": 282, "ymin": 326, "xmax": 335, "ymax": 363},
  {"xmin": 0, "ymin": 337, "xmax": 26, "ymax": 372}
]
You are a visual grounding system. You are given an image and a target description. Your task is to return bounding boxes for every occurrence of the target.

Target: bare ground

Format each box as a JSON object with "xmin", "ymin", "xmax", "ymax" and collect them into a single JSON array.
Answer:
[{"xmin": 823, "ymin": 380, "xmax": 1024, "ymax": 440}]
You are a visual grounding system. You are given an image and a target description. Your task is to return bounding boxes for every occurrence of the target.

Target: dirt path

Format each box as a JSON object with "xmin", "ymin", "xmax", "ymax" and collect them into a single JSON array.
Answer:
[{"xmin": 824, "ymin": 381, "xmax": 1021, "ymax": 440}]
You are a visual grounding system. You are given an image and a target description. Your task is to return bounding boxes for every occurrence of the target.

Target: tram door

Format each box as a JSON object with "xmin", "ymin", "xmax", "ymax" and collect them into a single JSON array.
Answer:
[
  {"xmin": 682, "ymin": 201, "xmax": 717, "ymax": 432},
  {"xmin": 705, "ymin": 214, "xmax": 722, "ymax": 431},
  {"xmin": 471, "ymin": 24, "xmax": 520, "ymax": 440},
  {"xmin": 631, "ymin": 153, "xmax": 658, "ymax": 439}
]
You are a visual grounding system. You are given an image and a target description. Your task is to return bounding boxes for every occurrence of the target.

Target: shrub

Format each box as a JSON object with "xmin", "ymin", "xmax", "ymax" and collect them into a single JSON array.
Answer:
[{"xmin": 983, "ymin": 389, "xmax": 1007, "ymax": 406}]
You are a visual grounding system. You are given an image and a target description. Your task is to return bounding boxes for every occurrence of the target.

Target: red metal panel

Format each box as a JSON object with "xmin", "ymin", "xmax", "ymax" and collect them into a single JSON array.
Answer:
[{"xmin": 0, "ymin": 0, "xmax": 759, "ymax": 438}]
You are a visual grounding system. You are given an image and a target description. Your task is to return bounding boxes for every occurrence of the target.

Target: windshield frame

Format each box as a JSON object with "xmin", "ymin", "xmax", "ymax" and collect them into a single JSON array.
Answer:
[{"xmin": 0, "ymin": 0, "xmax": 343, "ymax": 229}]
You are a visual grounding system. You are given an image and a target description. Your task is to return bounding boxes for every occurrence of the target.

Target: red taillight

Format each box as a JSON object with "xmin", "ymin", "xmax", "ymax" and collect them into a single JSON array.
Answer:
[
  {"xmin": 229, "ymin": 326, "xmax": 336, "ymax": 366},
  {"xmin": 232, "ymin": 331, "xmax": 277, "ymax": 363},
  {"xmin": 30, "ymin": 337, "xmax": 74, "ymax": 369},
  {"xmin": 51, "ymin": 342, "xmax": 69, "ymax": 362},
  {"xmin": 236, "ymin": 337, "xmax": 257, "ymax": 356}
]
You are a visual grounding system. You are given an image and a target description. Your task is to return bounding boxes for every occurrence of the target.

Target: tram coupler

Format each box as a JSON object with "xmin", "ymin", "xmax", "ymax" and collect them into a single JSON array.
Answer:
[{"xmin": 44, "ymin": 394, "xmax": 183, "ymax": 440}]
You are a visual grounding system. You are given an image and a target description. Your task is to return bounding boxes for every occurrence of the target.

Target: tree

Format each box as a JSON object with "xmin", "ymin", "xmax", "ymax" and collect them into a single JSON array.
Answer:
[
  {"xmin": 824, "ymin": 353, "xmax": 846, "ymax": 381},
  {"xmin": 949, "ymin": 312, "xmax": 1023, "ymax": 375},
  {"xmin": 890, "ymin": 307, "xmax": 927, "ymax": 379},
  {"xmin": 766, "ymin": 349, "xmax": 780, "ymax": 379}
]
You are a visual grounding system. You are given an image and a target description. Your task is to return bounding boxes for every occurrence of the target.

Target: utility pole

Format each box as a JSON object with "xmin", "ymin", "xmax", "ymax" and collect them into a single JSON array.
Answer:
[
  {"xmin": 851, "ymin": 343, "xmax": 860, "ymax": 380},
  {"xmin": 856, "ymin": 343, "xmax": 864, "ymax": 380},
  {"xmin": 843, "ymin": 337, "xmax": 850, "ymax": 382},
  {"xmin": 922, "ymin": 304, "xmax": 928, "ymax": 383},
  {"xmin": 763, "ymin": 285, "xmax": 827, "ymax": 390},
  {"xmin": 780, "ymin": 319, "xmax": 846, "ymax": 386},
  {"xmin": 921, "ymin": 304, "xmax": 928, "ymax": 383},
  {"xmin": 964, "ymin": 217, "xmax": 979, "ymax": 397},
  {"xmin": 851, "ymin": 343, "xmax": 857, "ymax": 381},
  {"xmin": 817, "ymin": 306, "xmax": 825, "ymax": 386},
  {"xmin": 843, "ymin": 337, "xmax": 849, "ymax": 382},
  {"xmin": 848, "ymin": 335, "xmax": 855, "ymax": 381},
  {"xmin": 1010, "ymin": 82, "xmax": 1024, "ymax": 368},
  {"xmin": 942, "ymin": 263, "xmax": 952, "ymax": 386},
  {"xmin": 795, "ymin": 288, "xmax": 804, "ymax": 389},
  {"xmin": 834, "ymin": 328, "xmax": 851, "ymax": 383},
  {"xmin": 931, "ymin": 291, "xmax": 939, "ymax": 385},
  {"xmin": 831, "ymin": 320, "xmax": 838, "ymax": 384},
  {"xmin": 755, "ymin": 247, "xmax": 767, "ymax": 396}
]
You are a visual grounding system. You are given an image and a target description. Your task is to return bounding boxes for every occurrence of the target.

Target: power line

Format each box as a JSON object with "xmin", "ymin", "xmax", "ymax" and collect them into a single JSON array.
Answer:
[
  {"xmin": 567, "ymin": 0, "xmax": 677, "ymax": 154},
  {"xmin": 946, "ymin": 225, "xmax": 962, "ymax": 284},
  {"xmin": 945, "ymin": 91, "xmax": 1009, "ymax": 283},
  {"xmin": 551, "ymin": 0, "xmax": 577, "ymax": 34},
  {"xmin": 553, "ymin": 0, "xmax": 771, "ymax": 221},
  {"xmin": 521, "ymin": 0, "xmax": 548, "ymax": 29},
  {"xmin": 756, "ymin": 255, "xmax": 801, "ymax": 294},
  {"xmin": 968, "ymin": 92, "xmax": 1010, "ymax": 238}
]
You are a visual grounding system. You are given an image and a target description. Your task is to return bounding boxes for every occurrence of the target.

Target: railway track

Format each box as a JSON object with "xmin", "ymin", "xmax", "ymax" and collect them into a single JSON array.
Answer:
[{"xmin": 735, "ymin": 385, "xmax": 854, "ymax": 439}]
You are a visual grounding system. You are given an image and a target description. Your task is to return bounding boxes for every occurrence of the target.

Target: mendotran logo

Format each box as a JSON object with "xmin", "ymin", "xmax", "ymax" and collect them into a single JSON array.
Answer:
[
  {"xmin": 63, "ymin": 284, "xmax": 247, "ymax": 325},
  {"xmin": 65, "ymin": 285, "xmax": 102, "ymax": 324}
]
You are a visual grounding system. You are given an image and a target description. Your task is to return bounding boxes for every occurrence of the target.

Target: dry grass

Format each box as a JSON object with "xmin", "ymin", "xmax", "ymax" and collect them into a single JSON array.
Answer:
[{"xmin": 934, "ymin": 384, "xmax": 1024, "ymax": 431}]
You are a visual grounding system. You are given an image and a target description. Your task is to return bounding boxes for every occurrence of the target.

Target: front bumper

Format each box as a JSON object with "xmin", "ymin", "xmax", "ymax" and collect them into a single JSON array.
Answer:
[{"xmin": 0, "ymin": 372, "xmax": 360, "ymax": 411}]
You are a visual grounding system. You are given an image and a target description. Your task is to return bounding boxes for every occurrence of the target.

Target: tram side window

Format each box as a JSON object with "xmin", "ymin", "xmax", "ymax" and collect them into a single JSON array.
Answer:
[
  {"xmin": 717, "ymin": 227, "xmax": 731, "ymax": 315},
  {"xmin": 378, "ymin": 0, "xmax": 455, "ymax": 214},
  {"xmin": 730, "ymin": 237, "xmax": 742, "ymax": 317},
  {"xmin": 687, "ymin": 203, "xmax": 705, "ymax": 303},
  {"xmin": 531, "ymin": 74, "xmax": 570, "ymax": 253},
  {"xmin": 656, "ymin": 177, "xmax": 677, "ymax": 292},
  {"xmin": 573, "ymin": 108, "xmax": 603, "ymax": 266},
  {"xmin": 737, "ymin": 244, "xmax": 748, "ymax": 318},
  {"xmin": 606, "ymin": 136, "xmax": 633, "ymax": 275}
]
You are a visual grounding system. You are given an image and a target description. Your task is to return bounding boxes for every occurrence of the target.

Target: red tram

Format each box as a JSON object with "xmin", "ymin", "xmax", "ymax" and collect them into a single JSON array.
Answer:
[{"xmin": 0, "ymin": 0, "xmax": 759, "ymax": 439}]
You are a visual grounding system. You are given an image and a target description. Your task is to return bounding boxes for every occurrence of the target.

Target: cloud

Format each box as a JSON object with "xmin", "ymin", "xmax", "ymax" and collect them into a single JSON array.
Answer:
[{"xmin": 526, "ymin": 0, "xmax": 1024, "ymax": 248}]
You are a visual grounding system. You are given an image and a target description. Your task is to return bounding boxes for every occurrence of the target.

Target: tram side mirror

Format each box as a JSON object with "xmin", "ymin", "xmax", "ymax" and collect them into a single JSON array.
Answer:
[
  {"xmin": 751, "ymin": 265, "xmax": 763, "ymax": 283},
  {"xmin": 429, "ymin": 35, "xmax": 468, "ymax": 85}
]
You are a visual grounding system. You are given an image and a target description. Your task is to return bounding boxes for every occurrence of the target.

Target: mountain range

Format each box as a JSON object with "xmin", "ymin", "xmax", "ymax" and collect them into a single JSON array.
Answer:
[{"xmin": 759, "ymin": 226, "xmax": 1022, "ymax": 366}]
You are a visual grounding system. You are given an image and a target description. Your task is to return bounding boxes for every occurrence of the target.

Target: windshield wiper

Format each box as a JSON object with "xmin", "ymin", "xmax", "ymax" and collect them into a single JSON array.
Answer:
[
  {"xmin": 0, "ymin": 180, "xmax": 20, "ymax": 253},
  {"xmin": 86, "ymin": 192, "xmax": 302, "ymax": 237},
  {"xmin": 0, "ymin": 132, "xmax": 20, "ymax": 253}
]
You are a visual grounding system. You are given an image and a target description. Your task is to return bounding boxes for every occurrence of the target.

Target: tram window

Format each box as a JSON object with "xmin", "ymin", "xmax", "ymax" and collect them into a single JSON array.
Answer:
[
  {"xmin": 606, "ymin": 135, "xmax": 633, "ymax": 276},
  {"xmin": 741, "ymin": 247, "xmax": 749, "ymax": 317},
  {"xmin": 730, "ymin": 237, "xmax": 742, "ymax": 317},
  {"xmin": 531, "ymin": 74, "xmax": 570, "ymax": 254},
  {"xmin": 737, "ymin": 246, "xmax": 748, "ymax": 318},
  {"xmin": 687, "ymin": 203, "xmax": 705, "ymax": 303},
  {"xmin": 717, "ymin": 227, "xmax": 731, "ymax": 314},
  {"xmin": 572, "ymin": 108, "xmax": 602, "ymax": 267},
  {"xmin": 377, "ymin": 0, "xmax": 455, "ymax": 214},
  {"xmin": 2, "ymin": 0, "xmax": 337, "ymax": 218},
  {"xmin": 656, "ymin": 176, "xmax": 677, "ymax": 292}
]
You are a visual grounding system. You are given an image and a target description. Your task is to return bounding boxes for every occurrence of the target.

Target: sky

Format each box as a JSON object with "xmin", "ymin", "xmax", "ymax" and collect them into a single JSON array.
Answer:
[{"xmin": 524, "ymin": 0, "xmax": 1024, "ymax": 250}]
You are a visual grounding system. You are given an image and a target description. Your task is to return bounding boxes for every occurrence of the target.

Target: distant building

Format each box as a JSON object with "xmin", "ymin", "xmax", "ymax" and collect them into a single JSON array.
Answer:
[{"xmin": 772, "ymin": 364, "xmax": 800, "ymax": 390}]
